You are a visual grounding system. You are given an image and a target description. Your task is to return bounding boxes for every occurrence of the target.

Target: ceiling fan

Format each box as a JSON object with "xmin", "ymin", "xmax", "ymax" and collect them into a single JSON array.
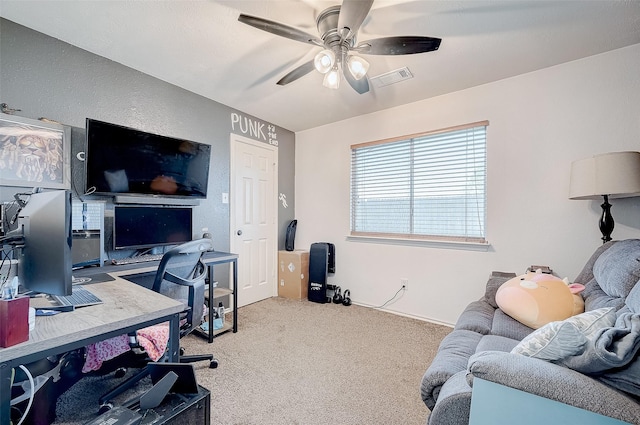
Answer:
[{"xmin": 238, "ymin": 0, "xmax": 442, "ymax": 94}]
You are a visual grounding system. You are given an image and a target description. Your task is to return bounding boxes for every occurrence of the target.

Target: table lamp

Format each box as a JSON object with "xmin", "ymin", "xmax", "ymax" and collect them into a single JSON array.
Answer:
[{"xmin": 569, "ymin": 151, "xmax": 640, "ymax": 243}]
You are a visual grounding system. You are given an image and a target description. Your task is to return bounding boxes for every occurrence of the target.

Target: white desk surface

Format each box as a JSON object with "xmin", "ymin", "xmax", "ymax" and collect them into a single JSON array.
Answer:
[{"xmin": 0, "ymin": 276, "xmax": 183, "ymax": 364}]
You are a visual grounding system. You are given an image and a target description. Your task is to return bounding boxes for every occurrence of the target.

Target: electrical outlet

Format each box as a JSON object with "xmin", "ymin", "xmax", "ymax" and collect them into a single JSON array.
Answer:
[{"xmin": 401, "ymin": 278, "xmax": 409, "ymax": 291}]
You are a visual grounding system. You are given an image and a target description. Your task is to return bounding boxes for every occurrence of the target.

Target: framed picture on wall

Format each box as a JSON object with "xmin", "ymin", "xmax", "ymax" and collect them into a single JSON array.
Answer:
[{"xmin": 0, "ymin": 114, "xmax": 71, "ymax": 189}]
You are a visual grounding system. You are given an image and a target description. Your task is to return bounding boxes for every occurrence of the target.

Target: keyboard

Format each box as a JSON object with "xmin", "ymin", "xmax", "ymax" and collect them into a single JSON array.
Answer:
[
  {"xmin": 111, "ymin": 254, "xmax": 164, "ymax": 265},
  {"xmin": 51, "ymin": 285, "xmax": 103, "ymax": 309}
]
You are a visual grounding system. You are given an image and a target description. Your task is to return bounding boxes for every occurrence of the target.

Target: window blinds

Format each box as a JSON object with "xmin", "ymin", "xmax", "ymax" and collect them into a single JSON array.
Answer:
[{"xmin": 350, "ymin": 122, "xmax": 487, "ymax": 243}]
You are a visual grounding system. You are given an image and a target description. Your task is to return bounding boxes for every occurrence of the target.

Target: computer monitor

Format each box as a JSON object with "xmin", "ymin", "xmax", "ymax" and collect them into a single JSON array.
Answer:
[
  {"xmin": 113, "ymin": 205, "xmax": 192, "ymax": 250},
  {"xmin": 17, "ymin": 190, "xmax": 73, "ymax": 296}
]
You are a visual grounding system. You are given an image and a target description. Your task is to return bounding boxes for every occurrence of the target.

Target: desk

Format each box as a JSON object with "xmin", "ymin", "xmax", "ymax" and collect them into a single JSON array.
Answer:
[
  {"xmin": 0, "ymin": 276, "xmax": 184, "ymax": 424},
  {"xmin": 76, "ymin": 251, "xmax": 239, "ymax": 343}
]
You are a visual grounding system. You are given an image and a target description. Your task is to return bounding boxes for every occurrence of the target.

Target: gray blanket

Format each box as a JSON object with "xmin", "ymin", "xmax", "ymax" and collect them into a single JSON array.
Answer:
[{"xmin": 561, "ymin": 313, "xmax": 640, "ymax": 397}]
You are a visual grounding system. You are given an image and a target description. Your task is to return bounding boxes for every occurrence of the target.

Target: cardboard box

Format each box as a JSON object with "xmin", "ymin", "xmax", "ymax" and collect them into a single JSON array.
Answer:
[{"xmin": 278, "ymin": 250, "xmax": 309, "ymax": 300}]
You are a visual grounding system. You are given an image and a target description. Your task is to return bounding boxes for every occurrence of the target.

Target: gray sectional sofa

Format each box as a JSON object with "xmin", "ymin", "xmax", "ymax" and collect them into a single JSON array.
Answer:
[{"xmin": 421, "ymin": 239, "xmax": 640, "ymax": 425}]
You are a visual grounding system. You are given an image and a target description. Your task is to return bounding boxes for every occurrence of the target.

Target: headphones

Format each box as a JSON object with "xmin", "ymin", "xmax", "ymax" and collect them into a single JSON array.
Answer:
[
  {"xmin": 342, "ymin": 289, "xmax": 352, "ymax": 306},
  {"xmin": 332, "ymin": 286, "xmax": 343, "ymax": 304}
]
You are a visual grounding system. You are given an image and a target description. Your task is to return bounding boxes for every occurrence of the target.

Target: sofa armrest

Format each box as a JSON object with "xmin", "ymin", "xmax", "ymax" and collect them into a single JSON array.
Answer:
[
  {"xmin": 421, "ymin": 330, "xmax": 483, "ymax": 410},
  {"xmin": 467, "ymin": 351, "xmax": 640, "ymax": 425}
]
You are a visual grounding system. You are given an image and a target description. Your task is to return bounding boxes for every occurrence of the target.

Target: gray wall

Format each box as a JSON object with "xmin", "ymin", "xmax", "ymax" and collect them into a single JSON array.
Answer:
[{"xmin": 0, "ymin": 18, "xmax": 296, "ymax": 253}]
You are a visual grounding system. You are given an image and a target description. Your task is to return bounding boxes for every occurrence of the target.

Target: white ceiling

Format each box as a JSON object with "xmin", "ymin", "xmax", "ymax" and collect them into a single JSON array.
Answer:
[{"xmin": 1, "ymin": 0, "xmax": 640, "ymax": 132}]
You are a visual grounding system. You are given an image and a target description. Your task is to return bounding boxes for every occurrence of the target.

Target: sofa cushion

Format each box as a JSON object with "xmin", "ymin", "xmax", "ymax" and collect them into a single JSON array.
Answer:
[
  {"xmin": 490, "ymin": 309, "xmax": 533, "ymax": 341},
  {"xmin": 454, "ymin": 300, "xmax": 494, "ymax": 335},
  {"xmin": 593, "ymin": 239, "xmax": 640, "ymax": 298},
  {"xmin": 573, "ymin": 241, "xmax": 617, "ymax": 288},
  {"xmin": 476, "ymin": 335, "xmax": 520, "ymax": 353},
  {"xmin": 511, "ymin": 307, "xmax": 616, "ymax": 361},
  {"xmin": 582, "ymin": 282, "xmax": 627, "ymax": 311}
]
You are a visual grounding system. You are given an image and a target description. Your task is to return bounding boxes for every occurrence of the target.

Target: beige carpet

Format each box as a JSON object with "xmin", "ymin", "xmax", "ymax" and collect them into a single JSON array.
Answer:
[{"xmin": 54, "ymin": 297, "xmax": 451, "ymax": 425}]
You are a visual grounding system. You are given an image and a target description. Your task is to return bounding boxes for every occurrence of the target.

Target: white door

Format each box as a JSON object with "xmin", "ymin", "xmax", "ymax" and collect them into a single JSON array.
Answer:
[{"xmin": 230, "ymin": 134, "xmax": 278, "ymax": 307}]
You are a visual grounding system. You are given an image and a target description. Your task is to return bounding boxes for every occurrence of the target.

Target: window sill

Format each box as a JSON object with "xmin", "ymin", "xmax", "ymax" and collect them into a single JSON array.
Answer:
[{"xmin": 345, "ymin": 235, "xmax": 491, "ymax": 251}]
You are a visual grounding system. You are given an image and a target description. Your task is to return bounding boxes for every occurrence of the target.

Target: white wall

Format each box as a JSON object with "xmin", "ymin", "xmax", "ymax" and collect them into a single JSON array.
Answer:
[{"xmin": 294, "ymin": 44, "xmax": 640, "ymax": 325}]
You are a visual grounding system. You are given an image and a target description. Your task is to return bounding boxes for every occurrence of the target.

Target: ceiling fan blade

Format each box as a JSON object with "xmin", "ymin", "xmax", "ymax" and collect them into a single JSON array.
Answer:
[
  {"xmin": 238, "ymin": 14, "xmax": 322, "ymax": 46},
  {"xmin": 344, "ymin": 69, "xmax": 370, "ymax": 94},
  {"xmin": 276, "ymin": 60, "xmax": 316, "ymax": 86},
  {"xmin": 337, "ymin": 0, "xmax": 374, "ymax": 40},
  {"xmin": 355, "ymin": 36, "xmax": 442, "ymax": 55}
]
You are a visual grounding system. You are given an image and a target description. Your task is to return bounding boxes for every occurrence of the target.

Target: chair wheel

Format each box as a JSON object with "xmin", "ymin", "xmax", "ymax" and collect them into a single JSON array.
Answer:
[
  {"xmin": 180, "ymin": 347, "xmax": 185, "ymax": 356},
  {"xmin": 209, "ymin": 360, "xmax": 218, "ymax": 369},
  {"xmin": 114, "ymin": 367, "xmax": 127, "ymax": 378},
  {"xmin": 98, "ymin": 403, "xmax": 113, "ymax": 415}
]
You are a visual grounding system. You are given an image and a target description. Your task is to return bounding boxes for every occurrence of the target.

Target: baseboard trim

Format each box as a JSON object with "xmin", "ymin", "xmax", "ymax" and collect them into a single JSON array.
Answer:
[{"xmin": 353, "ymin": 301, "xmax": 455, "ymax": 328}]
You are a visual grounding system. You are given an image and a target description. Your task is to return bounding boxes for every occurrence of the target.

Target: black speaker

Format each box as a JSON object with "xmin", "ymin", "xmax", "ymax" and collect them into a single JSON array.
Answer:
[
  {"xmin": 308, "ymin": 242, "xmax": 329, "ymax": 303},
  {"xmin": 326, "ymin": 242, "xmax": 335, "ymax": 273},
  {"xmin": 285, "ymin": 219, "xmax": 297, "ymax": 251}
]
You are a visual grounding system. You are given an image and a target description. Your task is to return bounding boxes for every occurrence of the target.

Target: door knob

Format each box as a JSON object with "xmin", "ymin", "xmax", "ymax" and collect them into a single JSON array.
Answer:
[{"xmin": 237, "ymin": 230, "xmax": 242, "ymax": 236}]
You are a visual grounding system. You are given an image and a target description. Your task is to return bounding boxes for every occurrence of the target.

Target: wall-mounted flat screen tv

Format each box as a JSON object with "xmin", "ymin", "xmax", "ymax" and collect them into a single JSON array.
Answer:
[{"xmin": 85, "ymin": 118, "xmax": 211, "ymax": 199}]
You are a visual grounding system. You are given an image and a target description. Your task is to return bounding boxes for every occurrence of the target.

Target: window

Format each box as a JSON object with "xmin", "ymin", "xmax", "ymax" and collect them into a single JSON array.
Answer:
[{"xmin": 350, "ymin": 121, "xmax": 488, "ymax": 243}]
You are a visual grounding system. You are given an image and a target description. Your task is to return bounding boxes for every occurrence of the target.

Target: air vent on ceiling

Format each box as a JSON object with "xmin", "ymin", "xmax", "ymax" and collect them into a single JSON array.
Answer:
[{"xmin": 369, "ymin": 67, "xmax": 414, "ymax": 88}]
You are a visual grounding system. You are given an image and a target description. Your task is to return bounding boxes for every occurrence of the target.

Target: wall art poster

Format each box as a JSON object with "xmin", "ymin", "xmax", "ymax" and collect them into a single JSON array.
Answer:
[{"xmin": 0, "ymin": 114, "xmax": 71, "ymax": 189}]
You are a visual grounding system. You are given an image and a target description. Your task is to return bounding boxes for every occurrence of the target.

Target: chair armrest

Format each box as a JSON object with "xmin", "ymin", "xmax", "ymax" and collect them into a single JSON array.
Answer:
[{"xmin": 467, "ymin": 351, "xmax": 640, "ymax": 424}]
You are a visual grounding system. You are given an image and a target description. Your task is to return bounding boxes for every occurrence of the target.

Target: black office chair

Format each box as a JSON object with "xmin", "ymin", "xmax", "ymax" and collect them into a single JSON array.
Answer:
[{"xmin": 98, "ymin": 238, "xmax": 217, "ymax": 412}]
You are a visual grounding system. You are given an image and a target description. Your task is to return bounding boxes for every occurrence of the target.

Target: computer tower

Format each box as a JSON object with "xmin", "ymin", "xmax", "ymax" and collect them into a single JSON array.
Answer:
[
  {"xmin": 71, "ymin": 201, "xmax": 106, "ymax": 267},
  {"xmin": 71, "ymin": 231, "xmax": 102, "ymax": 267}
]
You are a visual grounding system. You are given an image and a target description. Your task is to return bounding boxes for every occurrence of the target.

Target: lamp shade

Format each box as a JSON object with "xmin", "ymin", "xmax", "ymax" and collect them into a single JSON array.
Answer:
[
  {"xmin": 569, "ymin": 151, "xmax": 640, "ymax": 200},
  {"xmin": 314, "ymin": 49, "xmax": 335, "ymax": 74},
  {"xmin": 323, "ymin": 66, "xmax": 341, "ymax": 89},
  {"xmin": 346, "ymin": 55, "xmax": 369, "ymax": 80}
]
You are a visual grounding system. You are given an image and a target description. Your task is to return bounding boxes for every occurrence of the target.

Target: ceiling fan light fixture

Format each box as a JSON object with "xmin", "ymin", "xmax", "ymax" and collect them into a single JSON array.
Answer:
[
  {"xmin": 347, "ymin": 55, "xmax": 369, "ymax": 80},
  {"xmin": 323, "ymin": 66, "xmax": 341, "ymax": 89},
  {"xmin": 314, "ymin": 49, "xmax": 336, "ymax": 74}
]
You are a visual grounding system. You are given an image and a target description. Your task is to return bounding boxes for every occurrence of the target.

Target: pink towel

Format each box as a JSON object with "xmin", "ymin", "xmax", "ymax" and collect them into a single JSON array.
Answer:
[
  {"xmin": 82, "ymin": 334, "xmax": 131, "ymax": 373},
  {"xmin": 136, "ymin": 323, "xmax": 170, "ymax": 362},
  {"xmin": 82, "ymin": 322, "xmax": 170, "ymax": 373}
]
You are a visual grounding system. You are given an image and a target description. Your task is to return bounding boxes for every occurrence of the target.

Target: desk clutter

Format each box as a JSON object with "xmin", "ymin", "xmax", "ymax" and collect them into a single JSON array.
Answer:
[
  {"xmin": 0, "ymin": 186, "xmax": 236, "ymax": 423},
  {"xmin": 10, "ymin": 351, "xmax": 211, "ymax": 424}
]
